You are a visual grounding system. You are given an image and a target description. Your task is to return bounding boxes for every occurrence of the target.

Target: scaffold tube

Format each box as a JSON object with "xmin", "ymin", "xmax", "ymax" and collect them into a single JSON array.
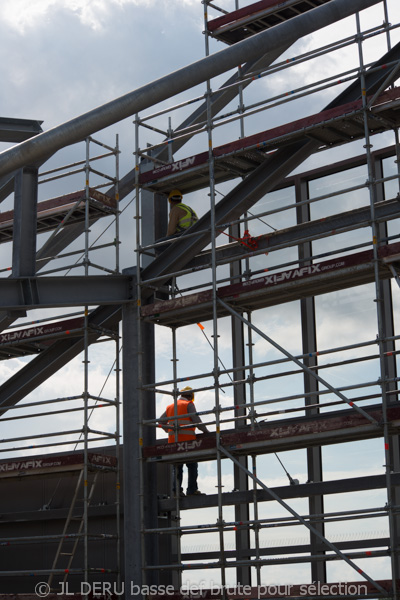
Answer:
[{"xmin": 0, "ymin": 0, "xmax": 382, "ymax": 178}]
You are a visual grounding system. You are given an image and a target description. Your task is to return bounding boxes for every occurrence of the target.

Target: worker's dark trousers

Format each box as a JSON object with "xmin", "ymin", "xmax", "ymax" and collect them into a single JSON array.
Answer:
[{"xmin": 173, "ymin": 462, "xmax": 198, "ymax": 495}]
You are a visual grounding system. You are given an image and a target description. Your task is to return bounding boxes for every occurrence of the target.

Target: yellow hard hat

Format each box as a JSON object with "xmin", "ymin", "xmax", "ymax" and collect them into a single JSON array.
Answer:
[
  {"xmin": 180, "ymin": 386, "xmax": 194, "ymax": 401},
  {"xmin": 168, "ymin": 189, "xmax": 183, "ymax": 202}
]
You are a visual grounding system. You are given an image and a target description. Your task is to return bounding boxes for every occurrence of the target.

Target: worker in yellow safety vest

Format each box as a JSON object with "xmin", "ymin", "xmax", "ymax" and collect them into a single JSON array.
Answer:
[
  {"xmin": 154, "ymin": 190, "xmax": 198, "ymax": 255},
  {"xmin": 166, "ymin": 189, "xmax": 198, "ymax": 236},
  {"xmin": 159, "ymin": 386, "xmax": 209, "ymax": 496}
]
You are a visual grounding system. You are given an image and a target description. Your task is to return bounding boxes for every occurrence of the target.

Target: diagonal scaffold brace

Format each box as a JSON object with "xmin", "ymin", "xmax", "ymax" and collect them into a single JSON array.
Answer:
[
  {"xmin": 217, "ymin": 298, "xmax": 382, "ymax": 428},
  {"xmin": 219, "ymin": 444, "xmax": 389, "ymax": 597}
]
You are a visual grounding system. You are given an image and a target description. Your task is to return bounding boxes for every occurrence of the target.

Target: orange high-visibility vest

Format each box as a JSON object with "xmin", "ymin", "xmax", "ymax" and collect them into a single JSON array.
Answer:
[{"xmin": 165, "ymin": 399, "xmax": 196, "ymax": 443}]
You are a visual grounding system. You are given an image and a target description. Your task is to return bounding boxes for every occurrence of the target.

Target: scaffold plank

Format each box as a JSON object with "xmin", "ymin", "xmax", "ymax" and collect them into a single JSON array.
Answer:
[
  {"xmin": 207, "ymin": 0, "xmax": 332, "ymax": 45},
  {"xmin": 139, "ymin": 87, "xmax": 400, "ymax": 195},
  {"xmin": 141, "ymin": 242, "xmax": 400, "ymax": 326},
  {"xmin": 0, "ymin": 452, "xmax": 117, "ymax": 479},
  {"xmin": 0, "ymin": 188, "xmax": 117, "ymax": 245},
  {"xmin": 143, "ymin": 403, "xmax": 400, "ymax": 461},
  {"xmin": 0, "ymin": 317, "xmax": 85, "ymax": 360}
]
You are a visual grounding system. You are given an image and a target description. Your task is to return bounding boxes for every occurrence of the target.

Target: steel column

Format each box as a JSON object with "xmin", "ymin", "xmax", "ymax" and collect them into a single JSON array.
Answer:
[
  {"xmin": 12, "ymin": 167, "xmax": 38, "ymax": 278},
  {"xmin": 373, "ymin": 152, "xmax": 400, "ymax": 580},
  {"xmin": 229, "ymin": 224, "xmax": 251, "ymax": 585},
  {"xmin": 296, "ymin": 174, "xmax": 326, "ymax": 583},
  {"xmin": 122, "ymin": 271, "xmax": 159, "ymax": 595}
]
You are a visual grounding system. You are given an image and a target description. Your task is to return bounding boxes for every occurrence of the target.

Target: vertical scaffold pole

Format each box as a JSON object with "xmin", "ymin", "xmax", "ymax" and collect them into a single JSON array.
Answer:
[
  {"xmin": 131, "ymin": 114, "xmax": 147, "ymax": 593},
  {"xmin": 246, "ymin": 315, "xmax": 262, "ymax": 591},
  {"xmin": 115, "ymin": 134, "xmax": 120, "ymax": 274},
  {"xmin": 355, "ymin": 9, "xmax": 399, "ymax": 595},
  {"xmin": 171, "ymin": 326, "xmax": 182, "ymax": 589},
  {"xmin": 203, "ymin": 0, "xmax": 226, "ymax": 588},
  {"xmin": 382, "ymin": 0, "xmax": 400, "ymax": 195},
  {"xmin": 114, "ymin": 136, "xmax": 122, "ymax": 588},
  {"xmin": 83, "ymin": 137, "xmax": 91, "ymax": 587}
]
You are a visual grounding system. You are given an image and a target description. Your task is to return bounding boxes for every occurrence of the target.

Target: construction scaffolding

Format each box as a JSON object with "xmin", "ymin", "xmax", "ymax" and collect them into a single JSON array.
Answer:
[
  {"xmin": 130, "ymin": 0, "xmax": 400, "ymax": 597},
  {"xmin": 0, "ymin": 136, "xmax": 122, "ymax": 592},
  {"xmin": 0, "ymin": 0, "xmax": 399, "ymax": 598}
]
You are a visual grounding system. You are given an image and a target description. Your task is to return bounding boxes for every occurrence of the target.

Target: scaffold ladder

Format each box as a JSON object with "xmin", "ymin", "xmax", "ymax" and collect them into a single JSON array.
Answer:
[{"xmin": 47, "ymin": 469, "xmax": 100, "ymax": 591}]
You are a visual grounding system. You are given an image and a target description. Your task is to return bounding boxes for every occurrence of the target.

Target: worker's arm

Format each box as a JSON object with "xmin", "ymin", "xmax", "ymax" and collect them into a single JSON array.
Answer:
[
  {"xmin": 159, "ymin": 411, "xmax": 173, "ymax": 433},
  {"xmin": 187, "ymin": 402, "xmax": 209, "ymax": 433},
  {"xmin": 166, "ymin": 205, "xmax": 183, "ymax": 236}
]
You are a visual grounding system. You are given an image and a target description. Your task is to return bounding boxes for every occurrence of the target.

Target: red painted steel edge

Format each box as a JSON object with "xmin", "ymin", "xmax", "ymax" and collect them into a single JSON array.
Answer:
[
  {"xmin": 207, "ymin": 0, "xmax": 329, "ymax": 33},
  {"xmin": 141, "ymin": 241, "xmax": 400, "ymax": 318},
  {"xmin": 138, "ymin": 87, "xmax": 400, "ymax": 186},
  {"xmin": 0, "ymin": 317, "xmax": 85, "ymax": 345},
  {"xmin": 0, "ymin": 188, "xmax": 116, "ymax": 226},
  {"xmin": 142, "ymin": 405, "xmax": 400, "ymax": 458},
  {"xmin": 0, "ymin": 452, "xmax": 117, "ymax": 477}
]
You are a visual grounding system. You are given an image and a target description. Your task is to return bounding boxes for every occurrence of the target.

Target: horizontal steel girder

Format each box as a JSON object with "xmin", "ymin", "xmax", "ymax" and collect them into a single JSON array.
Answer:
[
  {"xmin": 140, "ymin": 42, "xmax": 400, "ymax": 293},
  {"xmin": 0, "ymin": 275, "xmax": 132, "ymax": 310},
  {"xmin": 0, "ymin": 117, "xmax": 43, "ymax": 144},
  {"xmin": 158, "ymin": 471, "xmax": 400, "ymax": 511},
  {"xmin": 145, "ymin": 403, "xmax": 400, "ymax": 462},
  {"xmin": 0, "ymin": 0, "xmax": 382, "ymax": 178}
]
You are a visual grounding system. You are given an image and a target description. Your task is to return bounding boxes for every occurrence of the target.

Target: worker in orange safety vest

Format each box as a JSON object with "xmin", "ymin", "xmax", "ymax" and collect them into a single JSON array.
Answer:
[{"xmin": 159, "ymin": 386, "xmax": 209, "ymax": 496}]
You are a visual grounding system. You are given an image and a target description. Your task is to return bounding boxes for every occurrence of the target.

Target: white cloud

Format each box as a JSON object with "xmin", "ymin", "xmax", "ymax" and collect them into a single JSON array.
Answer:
[{"xmin": 0, "ymin": 0, "xmax": 201, "ymax": 34}]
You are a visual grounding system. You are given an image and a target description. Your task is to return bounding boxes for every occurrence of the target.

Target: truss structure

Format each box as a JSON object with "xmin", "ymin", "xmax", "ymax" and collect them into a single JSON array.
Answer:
[
  {"xmin": 0, "ymin": 137, "xmax": 122, "ymax": 592},
  {"xmin": 0, "ymin": 0, "xmax": 399, "ymax": 599},
  {"xmin": 130, "ymin": 0, "xmax": 400, "ymax": 598}
]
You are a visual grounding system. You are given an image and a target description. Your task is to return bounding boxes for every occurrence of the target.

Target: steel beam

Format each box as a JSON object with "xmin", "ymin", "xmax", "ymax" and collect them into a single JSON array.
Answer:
[
  {"xmin": 0, "ymin": 304, "xmax": 121, "ymax": 416},
  {"xmin": 0, "ymin": 172, "xmax": 17, "ymax": 204},
  {"xmin": 0, "ymin": 0, "xmax": 382, "ymax": 178},
  {"xmin": 0, "ymin": 117, "xmax": 42, "ymax": 143},
  {"xmin": 12, "ymin": 167, "xmax": 38, "ymax": 278},
  {"xmin": 0, "ymin": 275, "xmax": 131, "ymax": 310},
  {"xmin": 229, "ymin": 223, "xmax": 251, "ymax": 586},
  {"xmin": 188, "ymin": 196, "xmax": 400, "ymax": 271},
  {"xmin": 295, "ymin": 175, "xmax": 326, "ymax": 583},
  {"xmin": 122, "ymin": 269, "xmax": 159, "ymax": 595},
  {"xmin": 140, "ymin": 42, "xmax": 400, "ymax": 293},
  {"xmin": 159, "ymin": 471, "xmax": 400, "ymax": 511}
]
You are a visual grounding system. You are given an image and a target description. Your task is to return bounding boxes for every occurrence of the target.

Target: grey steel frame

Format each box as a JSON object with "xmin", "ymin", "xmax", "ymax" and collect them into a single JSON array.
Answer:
[
  {"xmin": 132, "ymin": 0, "xmax": 400, "ymax": 596},
  {"xmin": 0, "ymin": 0, "xmax": 398, "ymax": 596},
  {"xmin": 0, "ymin": 137, "xmax": 122, "ymax": 589}
]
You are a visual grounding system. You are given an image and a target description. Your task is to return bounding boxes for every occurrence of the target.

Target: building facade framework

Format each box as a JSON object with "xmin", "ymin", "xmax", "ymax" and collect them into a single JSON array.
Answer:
[{"xmin": 0, "ymin": 0, "xmax": 399, "ymax": 598}]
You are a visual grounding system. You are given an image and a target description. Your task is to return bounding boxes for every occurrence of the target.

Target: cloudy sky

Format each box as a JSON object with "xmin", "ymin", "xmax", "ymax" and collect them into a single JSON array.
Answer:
[{"xmin": 0, "ymin": 0, "xmax": 399, "ymax": 590}]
